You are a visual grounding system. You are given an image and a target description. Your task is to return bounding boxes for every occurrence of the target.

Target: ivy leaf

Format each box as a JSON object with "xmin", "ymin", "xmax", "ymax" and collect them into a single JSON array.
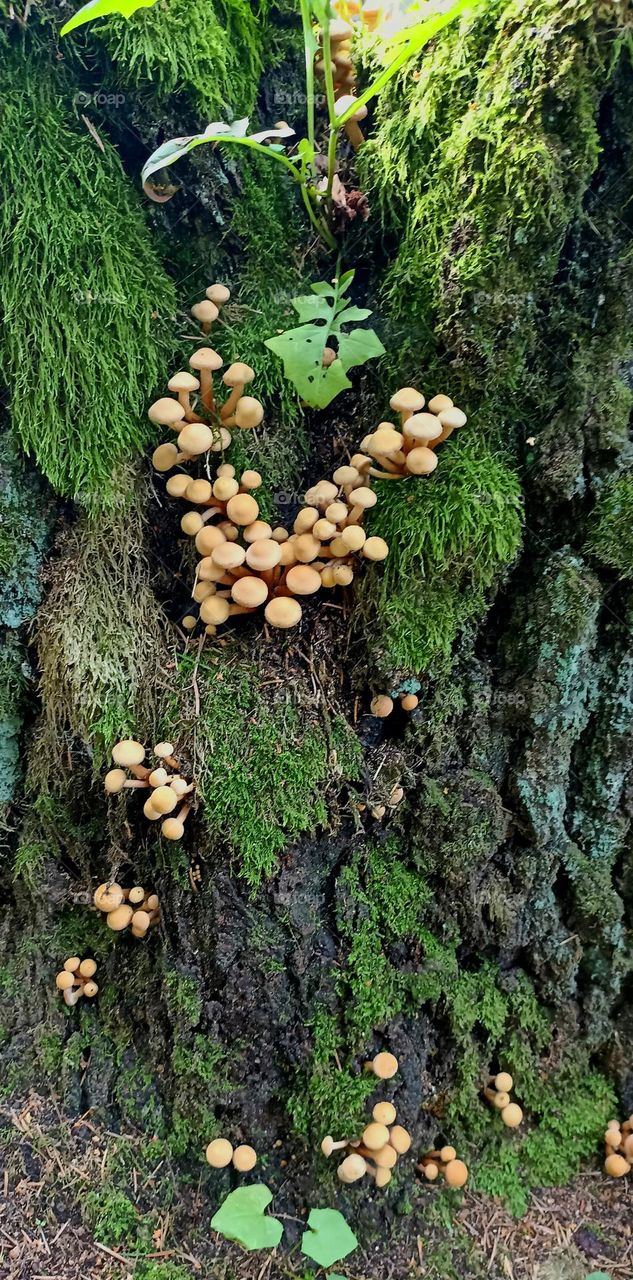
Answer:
[
  {"xmin": 141, "ymin": 120, "xmax": 295, "ymax": 202},
  {"xmin": 301, "ymin": 1209, "xmax": 358, "ymax": 1269},
  {"xmin": 211, "ymin": 1185, "xmax": 283, "ymax": 1252},
  {"xmin": 61, "ymin": 0, "xmax": 157, "ymax": 34},
  {"xmin": 265, "ymin": 270, "xmax": 384, "ymax": 409}
]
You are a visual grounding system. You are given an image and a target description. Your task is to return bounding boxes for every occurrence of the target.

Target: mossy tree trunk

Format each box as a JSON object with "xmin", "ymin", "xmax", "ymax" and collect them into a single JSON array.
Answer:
[{"xmin": 0, "ymin": 0, "xmax": 632, "ymax": 1229}]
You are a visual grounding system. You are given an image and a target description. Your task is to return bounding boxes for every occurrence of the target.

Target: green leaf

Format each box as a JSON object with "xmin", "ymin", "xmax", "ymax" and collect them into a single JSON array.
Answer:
[
  {"xmin": 265, "ymin": 271, "xmax": 383, "ymax": 408},
  {"xmin": 141, "ymin": 120, "xmax": 296, "ymax": 202},
  {"xmin": 211, "ymin": 1185, "xmax": 283, "ymax": 1252},
  {"xmin": 60, "ymin": 0, "xmax": 157, "ymax": 35},
  {"xmin": 585, "ymin": 1274, "xmax": 611, "ymax": 1279},
  {"xmin": 301, "ymin": 1209, "xmax": 358, "ymax": 1269}
]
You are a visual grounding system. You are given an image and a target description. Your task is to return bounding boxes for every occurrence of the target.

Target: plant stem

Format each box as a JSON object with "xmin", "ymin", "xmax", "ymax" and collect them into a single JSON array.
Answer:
[
  {"xmin": 319, "ymin": 9, "xmax": 340, "ymax": 206},
  {"xmin": 299, "ymin": 0, "xmax": 317, "ymax": 165}
]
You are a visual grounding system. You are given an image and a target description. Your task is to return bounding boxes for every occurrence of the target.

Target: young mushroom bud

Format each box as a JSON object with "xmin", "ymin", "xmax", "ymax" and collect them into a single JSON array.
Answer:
[
  {"xmin": 444, "ymin": 1159, "xmax": 469, "ymax": 1188},
  {"xmin": 191, "ymin": 299, "xmax": 219, "ymax": 333},
  {"xmin": 162, "ymin": 803, "xmax": 191, "ymax": 841},
  {"xmin": 79, "ymin": 958, "xmax": 97, "ymax": 978},
  {"xmin": 83, "ymin": 981, "xmax": 98, "ymax": 998},
  {"xmin": 221, "ymin": 363, "xmax": 255, "ymax": 421},
  {"xmin": 206, "ymin": 283, "xmax": 231, "ymax": 306},
  {"xmin": 501, "ymin": 1103, "xmax": 523, "ymax": 1129},
  {"xmin": 605, "ymin": 1152, "xmax": 631, "ymax": 1178},
  {"xmin": 362, "ymin": 537, "xmax": 389, "ymax": 562},
  {"xmin": 167, "ymin": 371, "xmax": 200, "ymax": 421},
  {"xmin": 152, "ymin": 443, "xmax": 181, "ymax": 473},
  {"xmin": 422, "ymin": 1161, "xmax": 439, "ymax": 1181},
  {"xmin": 178, "ymin": 423, "xmax": 214, "ymax": 458},
  {"xmin": 56, "ymin": 970, "xmax": 75, "ymax": 991},
  {"xmin": 321, "ymin": 1135, "xmax": 351, "ymax": 1157},
  {"xmin": 226, "ymin": 494, "xmax": 260, "ymax": 527},
  {"xmin": 334, "ymin": 93, "xmax": 368, "ymax": 150},
  {"xmin": 362, "ymin": 1123, "xmax": 390, "ymax": 1151},
  {"xmin": 365, "ymin": 1051, "xmax": 398, "ymax": 1079},
  {"xmin": 154, "ymin": 741, "xmax": 180, "ymax": 769},
  {"xmin": 232, "ymin": 1145, "xmax": 257, "ymax": 1172},
  {"xmin": 366, "ymin": 1164, "xmax": 392, "ymax": 1188},
  {"xmin": 405, "ymin": 447, "xmax": 439, "ymax": 476},
  {"xmin": 107, "ymin": 904, "xmax": 134, "ymax": 932},
  {"xmin": 265, "ymin": 597, "xmax": 303, "ymax": 629},
  {"xmin": 206, "ymin": 1138, "xmax": 234, "ymax": 1168},
  {"xmin": 370, "ymin": 695, "xmax": 393, "ymax": 718},
  {"xmin": 373, "ymin": 1102, "xmax": 396, "ymax": 1126},
  {"xmin": 104, "ymin": 768, "xmax": 127, "ymax": 794},
  {"xmin": 148, "ymin": 398, "xmax": 186, "ymax": 431},
  {"xmin": 388, "ymin": 1126, "xmax": 411, "ymax": 1154},
  {"xmin": 233, "ymin": 397, "xmax": 264, "ymax": 430},
  {"xmin": 94, "ymin": 882, "xmax": 124, "ymax": 912},
  {"xmin": 493, "ymin": 1072, "xmax": 513, "ymax": 1093},
  {"xmin": 400, "ymin": 694, "xmax": 419, "ymax": 711}
]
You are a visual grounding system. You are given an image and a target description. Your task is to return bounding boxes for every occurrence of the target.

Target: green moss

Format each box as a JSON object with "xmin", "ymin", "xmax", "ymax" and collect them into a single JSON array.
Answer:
[
  {"xmin": 360, "ymin": 438, "xmax": 522, "ymax": 674},
  {"xmin": 95, "ymin": 0, "xmax": 265, "ymax": 116},
  {"xmin": 163, "ymin": 971, "xmax": 203, "ymax": 1029},
  {"xmin": 82, "ymin": 1189, "xmax": 146, "ymax": 1247},
  {"xmin": 35, "ymin": 467, "xmax": 171, "ymax": 768},
  {"xmin": 588, "ymin": 471, "xmax": 633, "ymax": 576},
  {"xmin": 167, "ymin": 647, "xmax": 361, "ymax": 886},
  {"xmin": 0, "ymin": 432, "xmax": 54, "ymax": 629},
  {"xmin": 134, "ymin": 1266, "xmax": 194, "ymax": 1280},
  {"xmin": 0, "ymin": 631, "xmax": 30, "ymax": 807},
  {"xmin": 286, "ymin": 1009, "xmax": 375, "ymax": 1140},
  {"xmin": 0, "ymin": 48, "xmax": 176, "ymax": 498}
]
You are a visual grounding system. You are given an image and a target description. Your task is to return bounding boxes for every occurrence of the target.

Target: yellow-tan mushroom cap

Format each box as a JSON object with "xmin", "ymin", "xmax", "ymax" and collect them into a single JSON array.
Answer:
[
  {"xmin": 231, "ymin": 577, "xmax": 269, "ymax": 609},
  {"xmin": 206, "ymin": 1138, "xmax": 234, "ymax": 1168},
  {"xmin": 148, "ymin": 398, "xmax": 186, "ymax": 428},
  {"xmin": 265, "ymin": 597, "xmax": 302, "ymax": 629},
  {"xmin": 189, "ymin": 347, "xmax": 223, "ymax": 373},
  {"xmin": 112, "ymin": 739, "xmax": 145, "ymax": 767}
]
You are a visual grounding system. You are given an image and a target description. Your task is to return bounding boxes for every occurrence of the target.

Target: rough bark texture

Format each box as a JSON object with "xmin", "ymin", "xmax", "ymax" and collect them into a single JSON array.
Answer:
[{"xmin": 0, "ymin": 0, "xmax": 632, "ymax": 1258}]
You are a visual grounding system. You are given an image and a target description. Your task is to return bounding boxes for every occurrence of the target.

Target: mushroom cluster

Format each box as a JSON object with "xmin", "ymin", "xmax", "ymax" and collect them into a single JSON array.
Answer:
[
  {"xmin": 206, "ymin": 1138, "xmax": 258, "ymax": 1173},
  {"xmin": 174, "ymin": 460, "xmax": 389, "ymax": 635},
  {"xmin": 417, "ymin": 1145, "xmax": 469, "ymax": 1189},
  {"xmin": 322, "ymin": 1102, "xmax": 411, "ymax": 1190},
  {"xmin": 149, "ymin": 284, "xmax": 264, "ymax": 477},
  {"xmin": 604, "ymin": 1116, "xmax": 633, "ymax": 1178},
  {"xmin": 104, "ymin": 740, "xmax": 193, "ymax": 841},
  {"xmin": 316, "ymin": 17, "xmax": 356, "ymax": 98},
  {"xmin": 370, "ymin": 692, "xmax": 419, "ymax": 718},
  {"xmin": 93, "ymin": 882, "xmax": 160, "ymax": 939},
  {"xmin": 483, "ymin": 1072, "xmax": 523, "ymax": 1129},
  {"xmin": 55, "ymin": 956, "xmax": 98, "ymax": 1006},
  {"xmin": 359, "ymin": 388, "xmax": 467, "ymax": 480}
]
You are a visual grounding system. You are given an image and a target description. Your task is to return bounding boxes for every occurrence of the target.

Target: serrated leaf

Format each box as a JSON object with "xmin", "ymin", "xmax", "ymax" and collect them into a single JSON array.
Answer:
[
  {"xmin": 60, "ymin": 0, "xmax": 156, "ymax": 35},
  {"xmin": 301, "ymin": 1209, "xmax": 358, "ymax": 1268},
  {"xmin": 337, "ymin": 327, "xmax": 386, "ymax": 369},
  {"xmin": 211, "ymin": 1185, "xmax": 283, "ymax": 1252},
  {"xmin": 141, "ymin": 120, "xmax": 295, "ymax": 201}
]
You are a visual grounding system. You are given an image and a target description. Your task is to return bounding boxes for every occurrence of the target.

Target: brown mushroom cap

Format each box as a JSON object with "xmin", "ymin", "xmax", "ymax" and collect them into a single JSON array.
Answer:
[
  {"xmin": 64, "ymin": 957, "xmax": 80, "ymax": 973},
  {"xmin": 501, "ymin": 1103, "xmax": 523, "ymax": 1129},
  {"xmin": 264, "ymin": 597, "xmax": 302, "ymax": 629},
  {"xmin": 363, "ymin": 536, "xmax": 389, "ymax": 562},
  {"xmin": 94, "ymin": 882, "xmax": 124, "ymax": 912},
  {"xmin": 286, "ymin": 565, "xmax": 322, "ymax": 596},
  {"xmin": 390, "ymin": 387, "xmax": 425, "ymax": 415},
  {"xmin": 334, "ymin": 93, "xmax": 368, "ymax": 124},
  {"xmin": 341, "ymin": 525, "xmax": 366, "ymax": 552},
  {"xmin": 112, "ymin": 739, "xmax": 145, "ymax": 767},
  {"xmin": 189, "ymin": 347, "xmax": 223, "ymax": 373},
  {"xmin": 232, "ymin": 1144, "xmax": 257, "ymax": 1172},
  {"xmin": 337, "ymin": 1153, "xmax": 367, "ymax": 1184},
  {"xmin": 223, "ymin": 362, "xmax": 254, "ymax": 388},
  {"xmin": 107, "ymin": 904, "xmax": 134, "ymax": 932},
  {"xmin": 370, "ymin": 695, "xmax": 394, "ymax": 719},
  {"xmin": 444, "ymin": 1159, "xmax": 469, "ymax": 1188},
  {"xmin": 143, "ymin": 797, "xmax": 161, "ymax": 820},
  {"xmin": 369, "ymin": 426, "xmax": 404, "ymax": 455},
  {"xmin": 200, "ymin": 595, "xmax": 231, "ymax": 626},
  {"xmin": 148, "ymin": 785, "xmax": 178, "ymax": 815},
  {"xmin": 104, "ymin": 768, "xmax": 127, "ymax": 794},
  {"xmin": 400, "ymin": 693, "xmax": 419, "ymax": 712},
  {"xmin": 493, "ymin": 1091, "xmax": 510, "ymax": 1110},
  {"xmin": 131, "ymin": 909, "xmax": 151, "ymax": 933},
  {"xmin": 162, "ymin": 817, "xmax": 186, "ymax": 840},
  {"xmin": 149, "ymin": 768, "xmax": 169, "ymax": 788},
  {"xmin": 333, "ymin": 465, "xmax": 360, "ymax": 487},
  {"xmin": 186, "ymin": 478, "xmax": 213, "ymax": 504},
  {"xmin": 440, "ymin": 1145, "xmax": 456, "ymax": 1163},
  {"xmin": 213, "ymin": 543, "xmax": 246, "ymax": 571},
  {"xmin": 206, "ymin": 1138, "xmax": 234, "ymax": 1168},
  {"xmin": 230, "ymin": 576, "xmax": 268, "ymax": 609},
  {"xmin": 389, "ymin": 1125, "xmax": 411, "ymax": 1154},
  {"xmin": 243, "ymin": 520, "xmax": 273, "ymax": 544},
  {"xmin": 294, "ymin": 507, "xmax": 319, "ymax": 534},
  {"xmin": 372, "ymin": 1143, "xmax": 398, "ymax": 1170},
  {"xmin": 423, "ymin": 1161, "xmax": 439, "ymax": 1181},
  {"xmin": 305, "ymin": 480, "xmax": 339, "ymax": 507},
  {"xmin": 605, "ymin": 1152, "xmax": 631, "ymax": 1178},
  {"xmin": 405, "ymin": 447, "xmax": 439, "ymax": 476},
  {"xmin": 294, "ymin": 533, "xmax": 322, "ymax": 563},
  {"xmin": 245, "ymin": 539, "xmax": 282, "ymax": 572},
  {"xmin": 196, "ymin": 525, "xmax": 228, "ymax": 556},
  {"xmin": 234, "ymin": 397, "xmax": 264, "ymax": 429},
  {"xmin": 241, "ymin": 469, "xmax": 262, "ymax": 490},
  {"xmin": 371, "ymin": 1051, "xmax": 398, "ymax": 1079},
  {"xmin": 333, "ymin": 564, "xmax": 354, "ymax": 586},
  {"xmin": 79, "ymin": 958, "xmax": 98, "ymax": 978},
  {"xmin": 362, "ymin": 1122, "xmax": 390, "ymax": 1151},
  {"xmin": 373, "ymin": 1102, "xmax": 397, "ymax": 1126},
  {"xmin": 192, "ymin": 299, "xmax": 219, "ymax": 326},
  {"xmin": 226, "ymin": 494, "xmax": 260, "ymax": 527},
  {"xmin": 428, "ymin": 394, "xmax": 453, "ymax": 415},
  {"xmin": 148, "ymin": 398, "xmax": 186, "ymax": 428},
  {"xmin": 325, "ymin": 501, "xmax": 348, "ymax": 524},
  {"xmin": 213, "ymin": 476, "xmax": 240, "ymax": 502},
  {"xmin": 153, "ymin": 443, "xmax": 180, "ymax": 472},
  {"xmin": 178, "ymin": 423, "xmax": 214, "ymax": 456},
  {"xmin": 168, "ymin": 371, "xmax": 199, "ymax": 394},
  {"xmin": 83, "ymin": 980, "xmax": 99, "ymax": 998},
  {"xmin": 56, "ymin": 970, "xmax": 75, "ymax": 990},
  {"xmin": 181, "ymin": 511, "xmax": 204, "ymax": 537},
  {"xmin": 206, "ymin": 283, "xmax": 231, "ymax": 305}
]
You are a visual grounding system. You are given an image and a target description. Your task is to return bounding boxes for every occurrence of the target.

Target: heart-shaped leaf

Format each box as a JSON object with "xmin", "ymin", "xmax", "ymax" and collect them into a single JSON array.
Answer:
[
  {"xmin": 61, "ymin": 0, "xmax": 157, "ymax": 35},
  {"xmin": 211, "ymin": 1184, "xmax": 283, "ymax": 1252},
  {"xmin": 301, "ymin": 1208, "xmax": 358, "ymax": 1268}
]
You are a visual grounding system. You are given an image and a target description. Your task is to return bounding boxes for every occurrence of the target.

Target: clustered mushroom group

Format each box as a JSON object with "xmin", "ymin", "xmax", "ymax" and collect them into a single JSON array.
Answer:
[
  {"xmin": 322, "ymin": 1104, "xmax": 411, "ymax": 1190},
  {"xmin": 171, "ymin": 457, "xmax": 390, "ymax": 635},
  {"xmin": 604, "ymin": 1115, "xmax": 633, "ymax": 1178},
  {"xmin": 360, "ymin": 388, "xmax": 467, "ymax": 480},
  {"xmin": 206, "ymin": 1138, "xmax": 258, "ymax": 1173},
  {"xmin": 55, "ymin": 956, "xmax": 98, "ymax": 1006},
  {"xmin": 105, "ymin": 739, "xmax": 193, "ymax": 841},
  {"xmin": 483, "ymin": 1072, "xmax": 523, "ymax": 1129},
  {"xmin": 417, "ymin": 1145, "xmax": 469, "ymax": 1189},
  {"xmin": 150, "ymin": 283, "xmax": 264, "ymax": 477},
  {"xmin": 93, "ymin": 882, "xmax": 160, "ymax": 939}
]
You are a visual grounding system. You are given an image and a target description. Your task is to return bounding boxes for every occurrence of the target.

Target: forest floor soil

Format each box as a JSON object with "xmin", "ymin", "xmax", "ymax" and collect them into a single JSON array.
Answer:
[{"xmin": 1, "ymin": 1095, "xmax": 631, "ymax": 1280}]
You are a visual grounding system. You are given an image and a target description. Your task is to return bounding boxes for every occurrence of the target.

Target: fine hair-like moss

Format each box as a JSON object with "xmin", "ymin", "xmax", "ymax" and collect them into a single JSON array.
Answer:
[{"xmin": 0, "ymin": 46, "xmax": 177, "ymax": 499}]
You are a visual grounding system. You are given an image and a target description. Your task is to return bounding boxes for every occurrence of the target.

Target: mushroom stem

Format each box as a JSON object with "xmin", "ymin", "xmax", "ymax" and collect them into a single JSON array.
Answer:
[
  {"xmin": 220, "ymin": 384, "xmax": 245, "ymax": 422},
  {"xmin": 200, "ymin": 369, "xmax": 215, "ymax": 414},
  {"xmin": 123, "ymin": 779, "xmax": 150, "ymax": 790},
  {"xmin": 371, "ymin": 453, "xmax": 401, "ymax": 473},
  {"xmin": 369, "ymin": 468, "xmax": 405, "ymax": 481},
  {"xmin": 129, "ymin": 763, "xmax": 151, "ymax": 781},
  {"xmin": 344, "ymin": 505, "xmax": 364, "ymax": 526},
  {"xmin": 178, "ymin": 392, "xmax": 199, "ymax": 422},
  {"xmin": 344, "ymin": 119, "xmax": 365, "ymax": 150}
]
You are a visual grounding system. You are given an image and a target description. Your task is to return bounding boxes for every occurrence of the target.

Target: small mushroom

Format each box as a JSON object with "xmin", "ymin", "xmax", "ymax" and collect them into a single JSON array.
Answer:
[
  {"xmin": 334, "ymin": 93, "xmax": 368, "ymax": 150},
  {"xmin": 148, "ymin": 398, "xmax": 186, "ymax": 431},
  {"xmin": 189, "ymin": 347, "xmax": 223, "ymax": 413},
  {"xmin": 362, "ymin": 1122, "xmax": 390, "ymax": 1151},
  {"xmin": 206, "ymin": 283, "xmax": 231, "ymax": 306},
  {"xmin": 501, "ymin": 1103, "xmax": 523, "ymax": 1129},
  {"xmin": 365, "ymin": 1051, "xmax": 398, "ymax": 1080},
  {"xmin": 265, "ymin": 597, "xmax": 303, "ymax": 629},
  {"xmin": 337, "ymin": 1153, "xmax": 367, "ymax": 1184},
  {"xmin": 388, "ymin": 1125, "xmax": 411, "ymax": 1154},
  {"xmin": 94, "ymin": 882, "xmax": 124, "ymax": 912},
  {"xmin": 107, "ymin": 904, "xmax": 134, "ymax": 932},
  {"xmin": 400, "ymin": 693, "xmax": 419, "ymax": 712},
  {"xmin": 605, "ymin": 1152, "xmax": 631, "ymax": 1178},
  {"xmin": 321, "ymin": 1135, "xmax": 351, "ymax": 1157},
  {"xmin": 389, "ymin": 387, "xmax": 425, "ymax": 425},
  {"xmin": 232, "ymin": 1145, "xmax": 257, "ymax": 1172},
  {"xmin": 372, "ymin": 1102, "xmax": 396, "ymax": 1126},
  {"xmin": 206, "ymin": 1138, "xmax": 234, "ymax": 1168},
  {"xmin": 167, "ymin": 371, "xmax": 200, "ymax": 421},
  {"xmin": 493, "ymin": 1072, "xmax": 513, "ymax": 1093},
  {"xmin": 370, "ymin": 695, "xmax": 393, "ymax": 718},
  {"xmin": 191, "ymin": 299, "xmax": 219, "ymax": 333},
  {"xmin": 444, "ymin": 1158, "xmax": 469, "ymax": 1188},
  {"xmin": 220, "ymin": 362, "xmax": 255, "ymax": 422}
]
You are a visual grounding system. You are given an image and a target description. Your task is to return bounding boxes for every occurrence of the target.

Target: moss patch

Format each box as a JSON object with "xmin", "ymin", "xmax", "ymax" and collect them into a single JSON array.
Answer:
[
  {"xmin": 0, "ymin": 47, "xmax": 176, "ymax": 498},
  {"xmin": 166, "ymin": 646, "xmax": 361, "ymax": 885},
  {"xmin": 588, "ymin": 471, "xmax": 633, "ymax": 576}
]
